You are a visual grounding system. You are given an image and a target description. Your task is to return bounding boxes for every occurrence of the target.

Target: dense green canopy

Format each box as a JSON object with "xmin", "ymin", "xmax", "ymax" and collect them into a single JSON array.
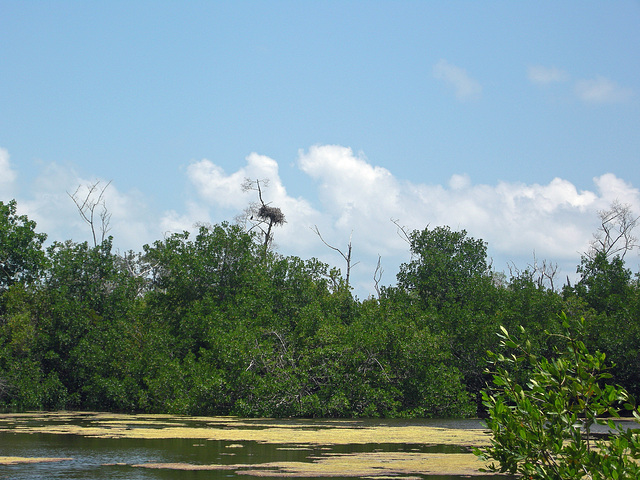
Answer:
[{"xmin": 1, "ymin": 199, "xmax": 639, "ymax": 417}]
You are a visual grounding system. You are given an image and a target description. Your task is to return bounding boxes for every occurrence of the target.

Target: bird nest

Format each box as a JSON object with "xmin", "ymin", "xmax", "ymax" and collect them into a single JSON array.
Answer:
[{"xmin": 258, "ymin": 205, "xmax": 286, "ymax": 225}]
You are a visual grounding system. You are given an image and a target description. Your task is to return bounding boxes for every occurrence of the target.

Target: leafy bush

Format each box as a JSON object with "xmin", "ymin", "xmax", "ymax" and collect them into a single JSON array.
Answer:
[{"xmin": 476, "ymin": 313, "xmax": 640, "ymax": 479}]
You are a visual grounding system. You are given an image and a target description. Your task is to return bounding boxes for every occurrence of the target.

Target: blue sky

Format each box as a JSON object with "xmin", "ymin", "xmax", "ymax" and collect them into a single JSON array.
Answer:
[{"xmin": 1, "ymin": 1, "xmax": 639, "ymax": 297}]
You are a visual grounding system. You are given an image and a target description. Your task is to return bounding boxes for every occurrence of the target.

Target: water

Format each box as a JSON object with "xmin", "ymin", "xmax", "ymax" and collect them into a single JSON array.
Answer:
[{"xmin": 0, "ymin": 413, "xmax": 510, "ymax": 479}]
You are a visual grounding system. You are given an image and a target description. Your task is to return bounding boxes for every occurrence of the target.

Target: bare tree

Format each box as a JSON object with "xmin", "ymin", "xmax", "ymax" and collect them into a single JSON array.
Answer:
[
  {"xmin": 490, "ymin": 270, "xmax": 508, "ymax": 289},
  {"xmin": 373, "ymin": 254, "xmax": 384, "ymax": 298},
  {"xmin": 238, "ymin": 178, "xmax": 286, "ymax": 250},
  {"xmin": 116, "ymin": 250, "xmax": 158, "ymax": 297},
  {"xmin": 391, "ymin": 218, "xmax": 421, "ymax": 263},
  {"xmin": 311, "ymin": 226, "xmax": 359, "ymax": 288},
  {"xmin": 529, "ymin": 252, "xmax": 559, "ymax": 291},
  {"xmin": 68, "ymin": 180, "xmax": 112, "ymax": 247},
  {"xmin": 587, "ymin": 200, "xmax": 639, "ymax": 261},
  {"xmin": 507, "ymin": 253, "xmax": 559, "ymax": 291},
  {"xmin": 391, "ymin": 218, "xmax": 412, "ymax": 245}
]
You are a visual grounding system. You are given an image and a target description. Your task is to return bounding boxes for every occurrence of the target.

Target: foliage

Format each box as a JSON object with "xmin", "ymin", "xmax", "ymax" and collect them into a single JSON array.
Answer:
[
  {"xmin": 1, "ymin": 199, "xmax": 640, "ymax": 421},
  {"xmin": 477, "ymin": 313, "xmax": 640, "ymax": 479},
  {"xmin": 0, "ymin": 200, "xmax": 47, "ymax": 294},
  {"xmin": 571, "ymin": 252, "xmax": 633, "ymax": 315},
  {"xmin": 397, "ymin": 225, "xmax": 489, "ymax": 310}
]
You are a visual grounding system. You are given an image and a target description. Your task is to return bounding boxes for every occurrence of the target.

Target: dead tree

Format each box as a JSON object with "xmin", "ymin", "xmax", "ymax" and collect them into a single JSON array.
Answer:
[
  {"xmin": 391, "ymin": 218, "xmax": 418, "ymax": 262},
  {"xmin": 311, "ymin": 226, "xmax": 359, "ymax": 289},
  {"xmin": 507, "ymin": 253, "xmax": 559, "ymax": 291},
  {"xmin": 116, "ymin": 250, "xmax": 159, "ymax": 297},
  {"xmin": 588, "ymin": 200, "xmax": 639, "ymax": 261},
  {"xmin": 529, "ymin": 252, "xmax": 559, "ymax": 291},
  {"xmin": 373, "ymin": 254, "xmax": 384, "ymax": 298},
  {"xmin": 68, "ymin": 180, "xmax": 112, "ymax": 247},
  {"xmin": 391, "ymin": 218, "xmax": 412, "ymax": 245},
  {"xmin": 239, "ymin": 178, "xmax": 286, "ymax": 250}
]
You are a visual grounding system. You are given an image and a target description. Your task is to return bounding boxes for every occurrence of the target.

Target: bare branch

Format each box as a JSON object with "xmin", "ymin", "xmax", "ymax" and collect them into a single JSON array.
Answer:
[
  {"xmin": 540, "ymin": 259, "xmax": 558, "ymax": 291},
  {"xmin": 587, "ymin": 200, "xmax": 639, "ymax": 261},
  {"xmin": 391, "ymin": 218, "xmax": 412, "ymax": 245},
  {"xmin": 116, "ymin": 250, "xmax": 159, "ymax": 297},
  {"xmin": 311, "ymin": 226, "xmax": 345, "ymax": 257},
  {"xmin": 239, "ymin": 178, "xmax": 285, "ymax": 251},
  {"xmin": 67, "ymin": 180, "xmax": 112, "ymax": 246},
  {"xmin": 373, "ymin": 255, "xmax": 384, "ymax": 298},
  {"xmin": 311, "ymin": 226, "xmax": 358, "ymax": 288},
  {"xmin": 506, "ymin": 261, "xmax": 521, "ymax": 279},
  {"xmin": 528, "ymin": 252, "xmax": 559, "ymax": 291}
]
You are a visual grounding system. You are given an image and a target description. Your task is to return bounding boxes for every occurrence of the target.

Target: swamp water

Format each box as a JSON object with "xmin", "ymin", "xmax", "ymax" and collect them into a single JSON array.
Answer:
[{"xmin": 0, "ymin": 412, "xmax": 513, "ymax": 479}]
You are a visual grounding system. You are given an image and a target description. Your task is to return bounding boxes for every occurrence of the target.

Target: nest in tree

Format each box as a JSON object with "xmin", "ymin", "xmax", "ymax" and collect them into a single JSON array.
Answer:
[{"xmin": 258, "ymin": 205, "xmax": 286, "ymax": 225}]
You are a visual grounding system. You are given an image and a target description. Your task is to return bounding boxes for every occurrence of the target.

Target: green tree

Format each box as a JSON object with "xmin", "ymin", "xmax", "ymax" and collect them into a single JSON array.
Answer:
[
  {"xmin": 562, "ymin": 254, "xmax": 640, "ymax": 402},
  {"xmin": 570, "ymin": 252, "xmax": 633, "ymax": 315},
  {"xmin": 477, "ymin": 314, "xmax": 640, "ymax": 479},
  {"xmin": 144, "ymin": 223, "xmax": 262, "ymax": 307},
  {"xmin": 21, "ymin": 238, "xmax": 148, "ymax": 410},
  {"xmin": 397, "ymin": 226, "xmax": 489, "ymax": 310},
  {"xmin": 0, "ymin": 201, "xmax": 48, "ymax": 407},
  {"xmin": 395, "ymin": 226, "xmax": 503, "ymax": 413},
  {"xmin": 0, "ymin": 200, "xmax": 47, "ymax": 294}
]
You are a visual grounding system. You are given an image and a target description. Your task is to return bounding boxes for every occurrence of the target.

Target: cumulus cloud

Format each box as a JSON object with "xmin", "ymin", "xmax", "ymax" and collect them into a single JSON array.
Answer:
[
  {"xmin": 575, "ymin": 77, "xmax": 634, "ymax": 104},
  {"xmin": 298, "ymin": 145, "xmax": 399, "ymax": 221},
  {"xmin": 433, "ymin": 59, "xmax": 482, "ymax": 101},
  {"xmin": 448, "ymin": 173, "xmax": 472, "ymax": 190},
  {"xmin": 292, "ymin": 147, "xmax": 639, "ymax": 294},
  {"xmin": 527, "ymin": 65, "xmax": 570, "ymax": 85},
  {"xmin": 295, "ymin": 146, "xmax": 611, "ymax": 259},
  {"xmin": 3, "ymin": 145, "xmax": 639, "ymax": 298},
  {"xmin": 181, "ymin": 152, "xmax": 321, "ymax": 254},
  {"xmin": 2, "ymin": 159, "xmax": 159, "ymax": 252},
  {"xmin": 593, "ymin": 173, "xmax": 639, "ymax": 205},
  {"xmin": 148, "ymin": 146, "xmax": 640, "ymax": 295},
  {"xmin": 160, "ymin": 201, "xmax": 213, "ymax": 235},
  {"xmin": 163, "ymin": 153, "xmax": 288, "ymax": 237},
  {"xmin": 186, "ymin": 153, "xmax": 281, "ymax": 209},
  {"xmin": 0, "ymin": 148, "xmax": 18, "ymax": 197}
]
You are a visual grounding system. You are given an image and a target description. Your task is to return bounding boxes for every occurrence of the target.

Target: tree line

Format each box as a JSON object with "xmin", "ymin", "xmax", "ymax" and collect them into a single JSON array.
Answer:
[{"xmin": 1, "ymin": 195, "xmax": 639, "ymax": 418}]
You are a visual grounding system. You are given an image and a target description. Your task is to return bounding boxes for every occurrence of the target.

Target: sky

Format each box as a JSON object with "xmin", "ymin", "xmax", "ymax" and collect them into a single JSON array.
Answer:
[{"xmin": 1, "ymin": 1, "xmax": 639, "ymax": 298}]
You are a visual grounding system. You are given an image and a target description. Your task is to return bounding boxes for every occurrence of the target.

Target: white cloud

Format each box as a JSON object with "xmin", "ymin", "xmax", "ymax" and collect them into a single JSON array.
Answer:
[
  {"xmin": 296, "ymin": 147, "xmax": 606, "ymax": 256},
  {"xmin": 160, "ymin": 201, "xmax": 212, "ymax": 236},
  {"xmin": 159, "ymin": 147, "xmax": 640, "ymax": 295},
  {"xmin": 433, "ymin": 59, "xmax": 482, "ymax": 101},
  {"xmin": 0, "ymin": 148, "xmax": 18, "ymax": 197},
  {"xmin": 575, "ymin": 76, "xmax": 633, "ymax": 104},
  {"xmin": 293, "ymin": 148, "xmax": 640, "ymax": 294},
  {"xmin": 297, "ymin": 145, "xmax": 409, "ymax": 258},
  {"xmin": 186, "ymin": 153, "xmax": 281, "ymax": 209},
  {"xmin": 593, "ymin": 173, "xmax": 639, "ymax": 205},
  {"xmin": 5, "ymin": 160, "xmax": 160, "ymax": 252},
  {"xmin": 527, "ymin": 67, "xmax": 633, "ymax": 105},
  {"xmin": 298, "ymin": 145, "xmax": 399, "ymax": 219},
  {"xmin": 3, "ymin": 145, "xmax": 639, "ymax": 298},
  {"xmin": 448, "ymin": 173, "xmax": 471, "ymax": 190},
  {"xmin": 183, "ymin": 152, "xmax": 322, "ymax": 255},
  {"xmin": 528, "ymin": 65, "xmax": 570, "ymax": 85}
]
